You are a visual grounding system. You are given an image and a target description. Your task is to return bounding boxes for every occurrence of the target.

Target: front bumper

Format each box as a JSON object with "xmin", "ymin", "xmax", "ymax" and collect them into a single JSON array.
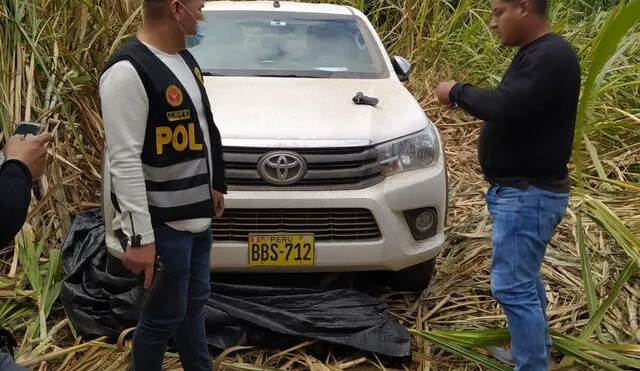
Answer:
[
  {"xmin": 209, "ymin": 156, "xmax": 447, "ymax": 273},
  {"xmin": 105, "ymin": 154, "xmax": 448, "ymax": 273}
]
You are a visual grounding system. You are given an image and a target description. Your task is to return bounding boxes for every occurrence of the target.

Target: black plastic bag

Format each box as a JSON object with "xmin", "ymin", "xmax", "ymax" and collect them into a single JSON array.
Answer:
[{"xmin": 60, "ymin": 208, "xmax": 411, "ymax": 359}]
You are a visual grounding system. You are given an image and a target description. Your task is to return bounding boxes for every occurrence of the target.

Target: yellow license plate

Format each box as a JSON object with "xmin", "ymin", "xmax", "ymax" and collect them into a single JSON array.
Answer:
[{"xmin": 248, "ymin": 234, "xmax": 315, "ymax": 266}]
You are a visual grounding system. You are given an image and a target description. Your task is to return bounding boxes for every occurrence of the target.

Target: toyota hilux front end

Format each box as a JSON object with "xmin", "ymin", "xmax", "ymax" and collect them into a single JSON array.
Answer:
[{"xmin": 102, "ymin": 1, "xmax": 448, "ymax": 291}]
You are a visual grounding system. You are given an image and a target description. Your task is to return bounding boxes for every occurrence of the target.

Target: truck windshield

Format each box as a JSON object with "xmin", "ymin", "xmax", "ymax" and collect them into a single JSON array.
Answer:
[{"xmin": 189, "ymin": 11, "xmax": 389, "ymax": 79}]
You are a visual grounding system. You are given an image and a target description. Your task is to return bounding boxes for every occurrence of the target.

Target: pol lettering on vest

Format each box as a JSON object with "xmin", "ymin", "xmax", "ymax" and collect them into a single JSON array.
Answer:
[{"xmin": 156, "ymin": 123, "xmax": 204, "ymax": 155}]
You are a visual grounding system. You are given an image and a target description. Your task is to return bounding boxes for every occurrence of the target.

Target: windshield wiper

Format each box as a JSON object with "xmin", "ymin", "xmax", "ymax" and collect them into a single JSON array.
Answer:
[
  {"xmin": 202, "ymin": 72, "xmax": 226, "ymax": 76},
  {"xmin": 252, "ymin": 73, "xmax": 321, "ymax": 78}
]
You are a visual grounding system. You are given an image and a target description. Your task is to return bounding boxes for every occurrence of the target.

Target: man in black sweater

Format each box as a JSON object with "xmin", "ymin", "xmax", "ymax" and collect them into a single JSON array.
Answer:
[
  {"xmin": 0, "ymin": 130, "xmax": 52, "ymax": 370},
  {"xmin": 436, "ymin": 0, "xmax": 580, "ymax": 369},
  {"xmin": 0, "ymin": 132, "xmax": 52, "ymax": 246}
]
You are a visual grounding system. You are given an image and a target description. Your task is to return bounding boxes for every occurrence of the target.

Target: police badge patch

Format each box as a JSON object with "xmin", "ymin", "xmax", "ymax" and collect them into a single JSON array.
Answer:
[{"xmin": 165, "ymin": 84, "xmax": 183, "ymax": 107}]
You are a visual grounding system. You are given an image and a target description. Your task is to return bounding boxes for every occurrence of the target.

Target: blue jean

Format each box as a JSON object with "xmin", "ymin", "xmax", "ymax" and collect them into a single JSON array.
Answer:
[
  {"xmin": 131, "ymin": 226, "xmax": 212, "ymax": 371},
  {"xmin": 0, "ymin": 352, "xmax": 26, "ymax": 371},
  {"xmin": 487, "ymin": 185, "xmax": 568, "ymax": 371}
]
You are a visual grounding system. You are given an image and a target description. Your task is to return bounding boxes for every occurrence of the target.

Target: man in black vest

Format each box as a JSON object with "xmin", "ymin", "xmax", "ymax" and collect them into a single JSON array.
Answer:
[
  {"xmin": 100, "ymin": 0, "xmax": 225, "ymax": 369},
  {"xmin": 435, "ymin": 0, "xmax": 580, "ymax": 370}
]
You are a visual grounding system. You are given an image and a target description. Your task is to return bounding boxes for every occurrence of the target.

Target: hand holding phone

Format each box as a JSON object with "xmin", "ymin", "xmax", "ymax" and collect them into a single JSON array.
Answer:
[
  {"xmin": 13, "ymin": 121, "xmax": 43, "ymax": 136},
  {"xmin": 138, "ymin": 256, "xmax": 164, "ymax": 309},
  {"xmin": 2, "ymin": 122, "xmax": 52, "ymax": 179}
]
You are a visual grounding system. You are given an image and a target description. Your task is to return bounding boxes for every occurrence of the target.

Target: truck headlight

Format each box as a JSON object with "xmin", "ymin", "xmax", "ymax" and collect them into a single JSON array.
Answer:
[{"xmin": 376, "ymin": 125, "xmax": 440, "ymax": 176}]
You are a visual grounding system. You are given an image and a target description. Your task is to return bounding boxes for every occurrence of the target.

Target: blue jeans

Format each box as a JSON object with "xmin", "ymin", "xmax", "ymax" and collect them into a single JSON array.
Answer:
[
  {"xmin": 487, "ymin": 185, "xmax": 568, "ymax": 371},
  {"xmin": 131, "ymin": 226, "xmax": 212, "ymax": 371},
  {"xmin": 0, "ymin": 352, "xmax": 26, "ymax": 371}
]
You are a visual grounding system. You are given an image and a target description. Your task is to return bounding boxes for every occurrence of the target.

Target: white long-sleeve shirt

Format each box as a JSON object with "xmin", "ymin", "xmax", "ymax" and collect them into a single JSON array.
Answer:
[{"xmin": 100, "ymin": 41, "xmax": 213, "ymax": 245}]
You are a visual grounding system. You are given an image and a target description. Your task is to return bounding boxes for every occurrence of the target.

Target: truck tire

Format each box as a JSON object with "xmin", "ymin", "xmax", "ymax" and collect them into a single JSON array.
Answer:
[{"xmin": 386, "ymin": 258, "xmax": 437, "ymax": 293}]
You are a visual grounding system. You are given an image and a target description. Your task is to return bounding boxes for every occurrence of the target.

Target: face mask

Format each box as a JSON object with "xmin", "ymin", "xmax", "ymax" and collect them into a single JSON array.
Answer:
[
  {"xmin": 177, "ymin": 1, "xmax": 205, "ymax": 48},
  {"xmin": 185, "ymin": 20, "xmax": 205, "ymax": 48}
]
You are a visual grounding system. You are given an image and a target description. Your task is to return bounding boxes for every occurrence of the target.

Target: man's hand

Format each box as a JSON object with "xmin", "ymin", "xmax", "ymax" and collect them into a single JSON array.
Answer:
[
  {"xmin": 4, "ymin": 132, "xmax": 53, "ymax": 179},
  {"xmin": 212, "ymin": 190, "xmax": 225, "ymax": 217},
  {"xmin": 436, "ymin": 80, "xmax": 457, "ymax": 106},
  {"xmin": 123, "ymin": 242, "xmax": 156, "ymax": 289}
]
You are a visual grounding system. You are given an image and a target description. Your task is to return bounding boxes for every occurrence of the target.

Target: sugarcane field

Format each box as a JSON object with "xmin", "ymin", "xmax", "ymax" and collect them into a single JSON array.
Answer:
[{"xmin": 0, "ymin": 0, "xmax": 639, "ymax": 370}]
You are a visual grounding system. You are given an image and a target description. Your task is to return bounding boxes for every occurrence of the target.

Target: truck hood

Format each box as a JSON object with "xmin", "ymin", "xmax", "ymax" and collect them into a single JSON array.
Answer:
[{"xmin": 202, "ymin": 77, "xmax": 429, "ymax": 146}]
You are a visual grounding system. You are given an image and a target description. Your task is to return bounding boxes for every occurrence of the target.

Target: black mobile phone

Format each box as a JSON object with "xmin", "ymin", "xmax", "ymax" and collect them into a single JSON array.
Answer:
[
  {"xmin": 14, "ymin": 121, "xmax": 42, "ymax": 136},
  {"xmin": 115, "ymin": 231, "xmax": 163, "ymax": 309},
  {"xmin": 0, "ymin": 121, "xmax": 43, "ymax": 166},
  {"xmin": 138, "ymin": 256, "xmax": 164, "ymax": 309}
]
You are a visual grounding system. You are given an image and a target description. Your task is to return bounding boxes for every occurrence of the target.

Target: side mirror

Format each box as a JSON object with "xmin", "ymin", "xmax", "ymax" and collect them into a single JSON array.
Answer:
[{"xmin": 390, "ymin": 56, "xmax": 412, "ymax": 82}]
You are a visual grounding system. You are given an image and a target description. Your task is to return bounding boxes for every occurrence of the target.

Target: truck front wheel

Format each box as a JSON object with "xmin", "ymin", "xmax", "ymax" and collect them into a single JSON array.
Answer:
[{"xmin": 385, "ymin": 258, "xmax": 437, "ymax": 293}]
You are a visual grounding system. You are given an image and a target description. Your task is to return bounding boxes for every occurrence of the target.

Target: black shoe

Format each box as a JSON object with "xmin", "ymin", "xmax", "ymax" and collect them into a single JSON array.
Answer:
[{"xmin": 0, "ymin": 327, "xmax": 17, "ymax": 358}]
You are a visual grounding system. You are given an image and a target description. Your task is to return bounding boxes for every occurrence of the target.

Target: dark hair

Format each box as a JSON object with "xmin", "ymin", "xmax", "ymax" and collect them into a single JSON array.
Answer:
[
  {"xmin": 505, "ymin": 0, "xmax": 548, "ymax": 17},
  {"xmin": 144, "ymin": 0, "xmax": 166, "ymax": 19}
]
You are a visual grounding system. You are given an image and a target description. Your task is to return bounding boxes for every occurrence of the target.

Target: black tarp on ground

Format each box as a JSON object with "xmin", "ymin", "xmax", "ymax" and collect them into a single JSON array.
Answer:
[{"xmin": 60, "ymin": 208, "xmax": 412, "ymax": 360}]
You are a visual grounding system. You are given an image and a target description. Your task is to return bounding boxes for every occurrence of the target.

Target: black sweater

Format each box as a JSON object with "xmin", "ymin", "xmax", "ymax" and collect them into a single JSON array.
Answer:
[
  {"xmin": 0, "ymin": 160, "xmax": 32, "ymax": 247},
  {"xmin": 449, "ymin": 33, "xmax": 581, "ymax": 193}
]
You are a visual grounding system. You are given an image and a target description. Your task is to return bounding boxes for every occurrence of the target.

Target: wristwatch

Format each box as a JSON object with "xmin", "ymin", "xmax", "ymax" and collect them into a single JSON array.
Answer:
[
  {"xmin": 130, "ymin": 234, "xmax": 142, "ymax": 247},
  {"xmin": 127, "ymin": 213, "xmax": 143, "ymax": 247}
]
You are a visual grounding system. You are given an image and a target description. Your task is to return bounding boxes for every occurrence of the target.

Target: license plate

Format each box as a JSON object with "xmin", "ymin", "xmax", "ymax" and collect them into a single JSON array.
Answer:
[{"xmin": 248, "ymin": 234, "xmax": 315, "ymax": 266}]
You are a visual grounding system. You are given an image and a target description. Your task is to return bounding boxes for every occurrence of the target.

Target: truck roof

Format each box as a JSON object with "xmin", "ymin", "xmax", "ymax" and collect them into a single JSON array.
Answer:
[{"xmin": 203, "ymin": 1, "xmax": 355, "ymax": 16}]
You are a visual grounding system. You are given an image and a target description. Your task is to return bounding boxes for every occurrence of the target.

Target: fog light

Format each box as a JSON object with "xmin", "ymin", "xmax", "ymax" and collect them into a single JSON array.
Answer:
[
  {"xmin": 415, "ymin": 210, "xmax": 435, "ymax": 232},
  {"xmin": 403, "ymin": 207, "xmax": 437, "ymax": 240}
]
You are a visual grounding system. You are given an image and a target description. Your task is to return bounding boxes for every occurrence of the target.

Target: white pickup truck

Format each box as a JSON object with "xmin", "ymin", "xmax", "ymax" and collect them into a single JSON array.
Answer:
[{"xmin": 102, "ymin": 0, "xmax": 448, "ymax": 292}]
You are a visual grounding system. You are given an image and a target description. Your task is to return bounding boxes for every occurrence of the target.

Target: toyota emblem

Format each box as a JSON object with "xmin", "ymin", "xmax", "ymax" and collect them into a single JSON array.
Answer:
[{"xmin": 257, "ymin": 151, "xmax": 307, "ymax": 185}]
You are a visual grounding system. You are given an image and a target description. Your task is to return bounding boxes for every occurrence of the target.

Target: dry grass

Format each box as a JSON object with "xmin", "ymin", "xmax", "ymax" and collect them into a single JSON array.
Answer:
[
  {"xmin": 1, "ymin": 0, "xmax": 639, "ymax": 370},
  {"xmin": 5, "ymin": 100, "xmax": 638, "ymax": 371}
]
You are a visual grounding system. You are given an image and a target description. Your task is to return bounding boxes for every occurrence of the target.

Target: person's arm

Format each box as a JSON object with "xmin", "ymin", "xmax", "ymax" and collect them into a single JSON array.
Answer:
[
  {"xmin": 208, "ymin": 119, "xmax": 226, "ymax": 217},
  {"xmin": 209, "ymin": 121, "xmax": 227, "ymax": 195},
  {"xmin": 0, "ymin": 160, "xmax": 32, "ymax": 247},
  {"xmin": 449, "ymin": 51, "xmax": 561, "ymax": 122},
  {"xmin": 100, "ymin": 61, "xmax": 155, "ymax": 246}
]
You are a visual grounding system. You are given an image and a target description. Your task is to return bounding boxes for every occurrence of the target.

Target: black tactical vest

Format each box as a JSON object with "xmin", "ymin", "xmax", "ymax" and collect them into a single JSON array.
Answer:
[{"xmin": 102, "ymin": 37, "xmax": 226, "ymax": 226}]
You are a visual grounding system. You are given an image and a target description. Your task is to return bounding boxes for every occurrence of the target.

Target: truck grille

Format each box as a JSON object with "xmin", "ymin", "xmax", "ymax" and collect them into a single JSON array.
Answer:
[
  {"xmin": 212, "ymin": 208, "xmax": 382, "ymax": 242},
  {"xmin": 223, "ymin": 146, "xmax": 383, "ymax": 189}
]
